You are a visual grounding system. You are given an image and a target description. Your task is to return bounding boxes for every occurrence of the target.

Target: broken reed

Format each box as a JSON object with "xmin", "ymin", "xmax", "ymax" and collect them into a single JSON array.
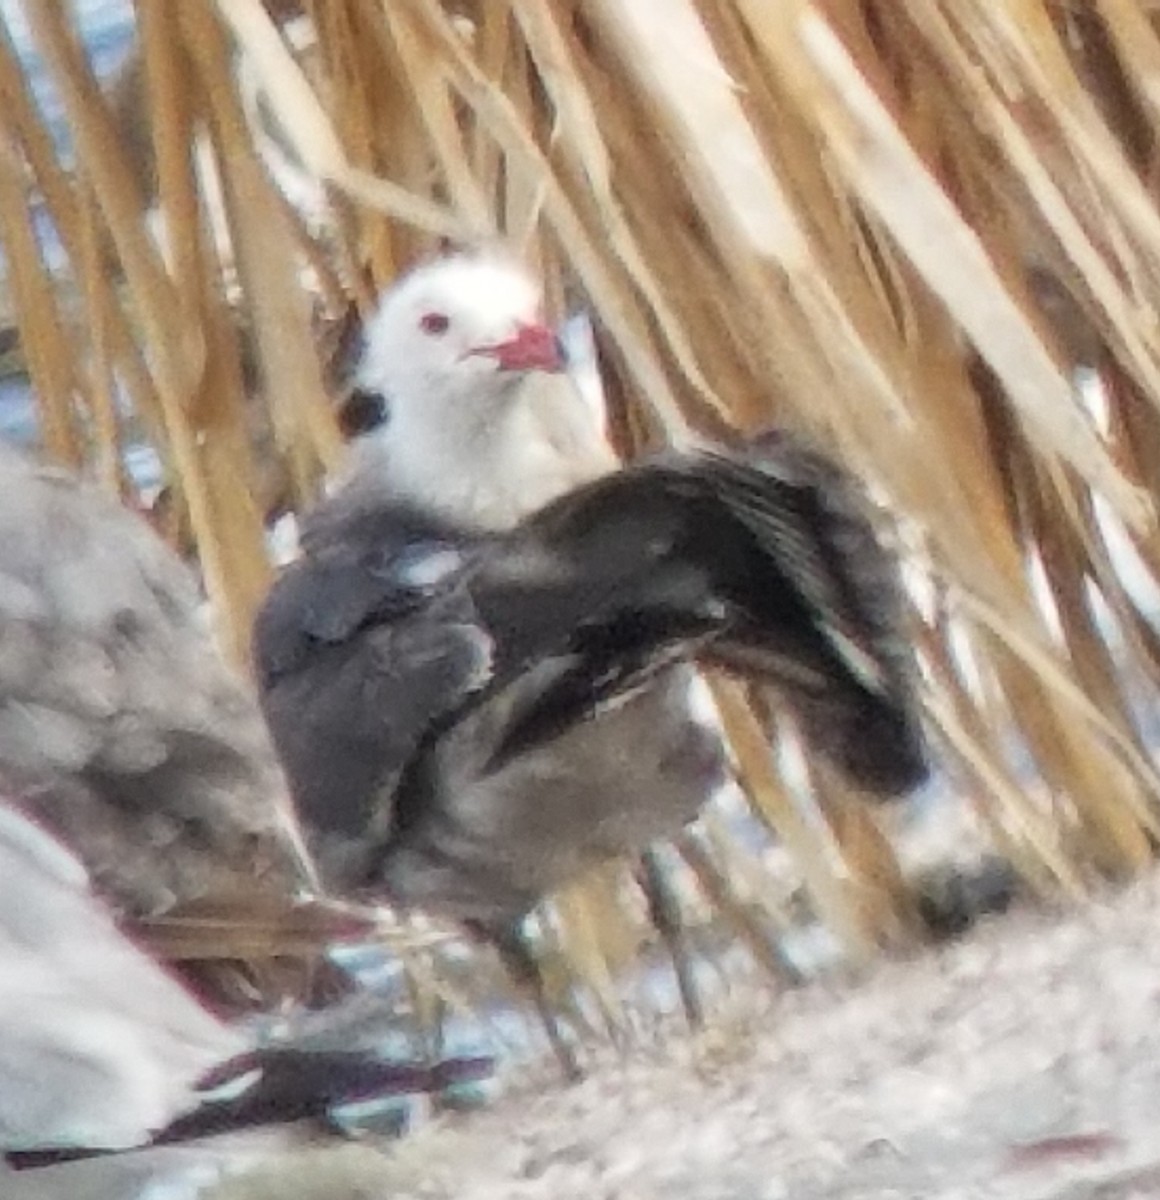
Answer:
[{"xmin": 2, "ymin": 0, "xmax": 1160, "ymax": 1011}]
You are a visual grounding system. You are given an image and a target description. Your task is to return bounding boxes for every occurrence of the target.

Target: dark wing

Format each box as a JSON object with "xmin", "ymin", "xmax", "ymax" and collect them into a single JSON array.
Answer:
[
  {"xmin": 253, "ymin": 499, "xmax": 496, "ymax": 883},
  {"xmin": 0, "ymin": 446, "xmax": 308, "ymax": 914},
  {"xmin": 459, "ymin": 473, "xmax": 732, "ymax": 769},
  {"xmin": 257, "ymin": 479, "xmax": 730, "ymax": 887},
  {"xmin": 473, "ymin": 432, "xmax": 927, "ymax": 796},
  {"xmin": 690, "ymin": 434, "xmax": 927, "ymax": 795},
  {"xmin": 257, "ymin": 431, "xmax": 926, "ymax": 893}
]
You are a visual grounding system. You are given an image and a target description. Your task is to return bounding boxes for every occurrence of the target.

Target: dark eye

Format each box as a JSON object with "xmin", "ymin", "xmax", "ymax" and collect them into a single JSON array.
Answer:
[{"xmin": 419, "ymin": 311, "xmax": 450, "ymax": 336}]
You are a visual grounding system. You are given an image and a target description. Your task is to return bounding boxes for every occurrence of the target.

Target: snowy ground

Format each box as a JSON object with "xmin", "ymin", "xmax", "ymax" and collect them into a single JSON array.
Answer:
[{"xmin": 198, "ymin": 869, "xmax": 1160, "ymax": 1199}]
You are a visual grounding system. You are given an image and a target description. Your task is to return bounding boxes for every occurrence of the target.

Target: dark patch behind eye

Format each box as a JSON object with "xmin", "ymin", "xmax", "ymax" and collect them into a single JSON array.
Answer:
[{"xmin": 339, "ymin": 388, "xmax": 389, "ymax": 438}]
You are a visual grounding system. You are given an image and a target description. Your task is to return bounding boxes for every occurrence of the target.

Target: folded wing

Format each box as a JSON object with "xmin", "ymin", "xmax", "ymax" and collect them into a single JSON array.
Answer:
[
  {"xmin": 254, "ymin": 431, "xmax": 926, "ymax": 902},
  {"xmin": 463, "ymin": 432, "xmax": 927, "ymax": 796}
]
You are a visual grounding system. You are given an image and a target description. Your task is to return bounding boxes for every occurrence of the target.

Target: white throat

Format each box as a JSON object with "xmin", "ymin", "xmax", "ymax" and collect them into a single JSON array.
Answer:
[{"xmin": 348, "ymin": 372, "xmax": 619, "ymax": 531}]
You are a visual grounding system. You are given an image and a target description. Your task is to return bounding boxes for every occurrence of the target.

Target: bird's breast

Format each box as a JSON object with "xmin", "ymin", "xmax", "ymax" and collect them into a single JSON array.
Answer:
[{"xmin": 378, "ymin": 665, "xmax": 728, "ymax": 926}]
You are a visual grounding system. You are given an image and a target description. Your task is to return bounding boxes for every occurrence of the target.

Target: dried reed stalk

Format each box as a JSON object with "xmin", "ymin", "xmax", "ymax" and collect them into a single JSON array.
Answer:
[{"xmin": 6, "ymin": 0, "xmax": 1160, "ymax": 1022}]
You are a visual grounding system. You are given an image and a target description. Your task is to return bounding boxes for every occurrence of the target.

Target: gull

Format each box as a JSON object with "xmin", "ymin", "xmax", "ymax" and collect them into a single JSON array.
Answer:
[{"xmin": 254, "ymin": 251, "xmax": 928, "ymax": 1065}]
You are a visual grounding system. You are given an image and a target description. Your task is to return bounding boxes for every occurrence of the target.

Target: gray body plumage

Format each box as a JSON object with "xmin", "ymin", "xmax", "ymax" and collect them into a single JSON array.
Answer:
[
  {"xmin": 255, "ymin": 437, "xmax": 926, "ymax": 932},
  {"xmin": 255, "ymin": 486, "xmax": 726, "ymax": 926},
  {"xmin": 0, "ymin": 444, "xmax": 308, "ymax": 914},
  {"xmin": 253, "ymin": 253, "xmax": 926, "ymax": 936},
  {"xmin": 380, "ymin": 664, "xmax": 723, "ymax": 925}
]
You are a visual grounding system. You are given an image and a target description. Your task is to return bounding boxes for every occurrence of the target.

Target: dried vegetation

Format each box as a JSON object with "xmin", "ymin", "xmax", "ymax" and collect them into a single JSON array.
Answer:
[{"xmin": 2, "ymin": 0, "xmax": 1160, "ymax": 1034}]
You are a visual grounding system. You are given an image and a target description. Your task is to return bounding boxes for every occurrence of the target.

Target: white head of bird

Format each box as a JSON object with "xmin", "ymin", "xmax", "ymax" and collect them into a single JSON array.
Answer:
[
  {"xmin": 357, "ymin": 253, "xmax": 561, "ymax": 406},
  {"xmin": 349, "ymin": 253, "xmax": 615, "ymax": 529}
]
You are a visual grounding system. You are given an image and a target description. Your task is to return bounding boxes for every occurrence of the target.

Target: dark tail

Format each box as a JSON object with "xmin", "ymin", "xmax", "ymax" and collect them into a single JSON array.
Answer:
[
  {"xmin": 480, "ymin": 432, "xmax": 928, "ymax": 796},
  {"xmin": 695, "ymin": 436, "xmax": 928, "ymax": 795}
]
